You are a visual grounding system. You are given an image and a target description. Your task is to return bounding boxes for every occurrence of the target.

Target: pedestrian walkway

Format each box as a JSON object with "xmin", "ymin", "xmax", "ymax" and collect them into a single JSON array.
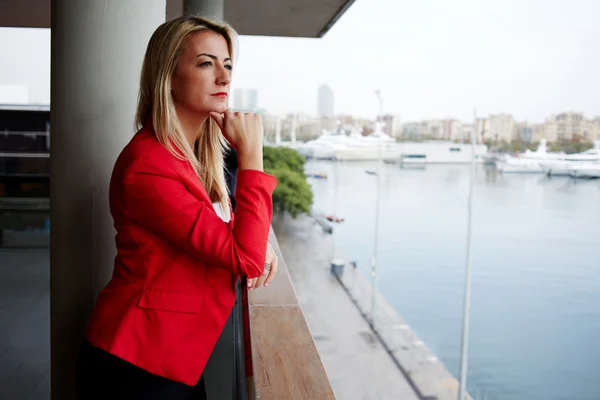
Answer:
[{"xmin": 274, "ymin": 214, "xmax": 420, "ymax": 400}]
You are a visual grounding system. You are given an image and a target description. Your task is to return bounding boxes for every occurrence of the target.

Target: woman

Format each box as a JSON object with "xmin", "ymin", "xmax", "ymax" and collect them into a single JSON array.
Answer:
[{"xmin": 76, "ymin": 15, "xmax": 278, "ymax": 399}]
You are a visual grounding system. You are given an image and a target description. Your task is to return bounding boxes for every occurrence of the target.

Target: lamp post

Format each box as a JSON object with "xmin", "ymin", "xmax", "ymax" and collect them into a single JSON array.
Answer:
[
  {"xmin": 457, "ymin": 107, "xmax": 477, "ymax": 400},
  {"xmin": 370, "ymin": 89, "xmax": 383, "ymax": 329}
]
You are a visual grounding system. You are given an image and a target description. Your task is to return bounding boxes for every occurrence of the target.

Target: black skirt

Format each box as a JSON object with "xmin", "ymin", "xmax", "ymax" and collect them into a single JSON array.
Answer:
[{"xmin": 76, "ymin": 339, "xmax": 207, "ymax": 400}]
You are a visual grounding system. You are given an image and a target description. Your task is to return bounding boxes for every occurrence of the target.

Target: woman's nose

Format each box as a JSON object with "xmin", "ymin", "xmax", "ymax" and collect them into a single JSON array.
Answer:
[{"xmin": 216, "ymin": 65, "xmax": 231, "ymax": 86}]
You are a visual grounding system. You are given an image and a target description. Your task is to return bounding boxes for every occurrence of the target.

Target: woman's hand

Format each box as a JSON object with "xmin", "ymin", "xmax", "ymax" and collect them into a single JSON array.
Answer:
[
  {"xmin": 247, "ymin": 241, "xmax": 278, "ymax": 290},
  {"xmin": 209, "ymin": 110, "xmax": 264, "ymax": 171}
]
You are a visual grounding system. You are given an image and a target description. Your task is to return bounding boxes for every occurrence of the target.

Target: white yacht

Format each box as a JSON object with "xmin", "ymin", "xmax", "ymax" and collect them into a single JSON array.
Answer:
[
  {"xmin": 295, "ymin": 128, "xmax": 351, "ymax": 160},
  {"xmin": 497, "ymin": 140, "xmax": 564, "ymax": 174},
  {"xmin": 518, "ymin": 139, "xmax": 565, "ymax": 160},
  {"xmin": 497, "ymin": 158, "xmax": 546, "ymax": 174},
  {"xmin": 296, "ymin": 122, "xmax": 492, "ymax": 163},
  {"xmin": 569, "ymin": 163, "xmax": 600, "ymax": 179},
  {"xmin": 540, "ymin": 140, "xmax": 600, "ymax": 176},
  {"xmin": 332, "ymin": 124, "xmax": 399, "ymax": 161}
]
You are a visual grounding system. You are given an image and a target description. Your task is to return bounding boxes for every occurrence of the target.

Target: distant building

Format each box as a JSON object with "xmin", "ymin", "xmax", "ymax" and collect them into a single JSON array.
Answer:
[
  {"xmin": 477, "ymin": 119, "xmax": 488, "ymax": 143},
  {"xmin": 591, "ymin": 118, "xmax": 600, "ymax": 141},
  {"xmin": 317, "ymin": 84, "xmax": 334, "ymax": 117},
  {"xmin": 380, "ymin": 114, "xmax": 402, "ymax": 137},
  {"xmin": 441, "ymin": 119, "xmax": 464, "ymax": 141},
  {"xmin": 544, "ymin": 117, "xmax": 559, "ymax": 142},
  {"xmin": 401, "ymin": 122, "xmax": 420, "ymax": 138},
  {"xmin": 581, "ymin": 118, "xmax": 600, "ymax": 141},
  {"xmin": 233, "ymin": 88, "xmax": 258, "ymax": 111},
  {"xmin": 538, "ymin": 112, "xmax": 597, "ymax": 142},
  {"xmin": 530, "ymin": 116, "xmax": 556, "ymax": 143},
  {"xmin": 461, "ymin": 124, "xmax": 474, "ymax": 142},
  {"xmin": 532, "ymin": 124, "xmax": 544, "ymax": 143},
  {"xmin": 461, "ymin": 122, "xmax": 485, "ymax": 143},
  {"xmin": 553, "ymin": 112, "xmax": 584, "ymax": 141},
  {"xmin": 319, "ymin": 116, "xmax": 337, "ymax": 133},
  {"xmin": 419, "ymin": 120, "xmax": 444, "ymax": 138},
  {"xmin": 513, "ymin": 122, "xmax": 534, "ymax": 143},
  {"xmin": 487, "ymin": 113, "xmax": 516, "ymax": 143}
]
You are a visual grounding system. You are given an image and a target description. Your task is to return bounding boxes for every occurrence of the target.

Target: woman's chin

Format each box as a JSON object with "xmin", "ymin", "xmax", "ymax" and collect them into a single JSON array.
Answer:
[{"xmin": 207, "ymin": 100, "xmax": 229, "ymax": 114}]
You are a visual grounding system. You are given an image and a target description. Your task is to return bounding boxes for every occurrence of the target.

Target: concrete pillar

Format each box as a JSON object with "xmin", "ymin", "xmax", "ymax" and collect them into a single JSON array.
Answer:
[
  {"xmin": 184, "ymin": 0, "xmax": 224, "ymax": 20},
  {"xmin": 50, "ymin": 0, "xmax": 165, "ymax": 398}
]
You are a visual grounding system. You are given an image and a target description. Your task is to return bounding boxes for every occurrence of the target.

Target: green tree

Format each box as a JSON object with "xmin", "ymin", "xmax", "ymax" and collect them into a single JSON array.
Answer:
[
  {"xmin": 263, "ymin": 146, "xmax": 306, "ymax": 176},
  {"xmin": 549, "ymin": 140, "xmax": 593, "ymax": 154},
  {"xmin": 509, "ymin": 141, "xmax": 528, "ymax": 153},
  {"xmin": 263, "ymin": 146, "xmax": 313, "ymax": 218}
]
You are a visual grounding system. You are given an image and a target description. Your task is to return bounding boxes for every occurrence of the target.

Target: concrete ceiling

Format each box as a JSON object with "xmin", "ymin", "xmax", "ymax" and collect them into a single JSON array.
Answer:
[{"xmin": 0, "ymin": 0, "xmax": 355, "ymax": 38}]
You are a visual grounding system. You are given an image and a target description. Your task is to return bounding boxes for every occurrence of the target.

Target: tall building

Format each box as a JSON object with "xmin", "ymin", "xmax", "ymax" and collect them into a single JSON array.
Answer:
[
  {"xmin": 233, "ymin": 88, "xmax": 258, "ymax": 111},
  {"xmin": 317, "ymin": 84, "xmax": 334, "ymax": 117}
]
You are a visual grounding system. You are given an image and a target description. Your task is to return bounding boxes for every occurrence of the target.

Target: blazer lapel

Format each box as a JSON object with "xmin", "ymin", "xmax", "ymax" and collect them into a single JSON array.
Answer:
[
  {"xmin": 179, "ymin": 163, "xmax": 212, "ymax": 206},
  {"xmin": 142, "ymin": 121, "xmax": 217, "ymax": 210}
]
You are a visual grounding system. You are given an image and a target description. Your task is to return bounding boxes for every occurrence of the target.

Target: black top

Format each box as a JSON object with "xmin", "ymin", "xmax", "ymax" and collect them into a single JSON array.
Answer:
[{"xmin": 224, "ymin": 147, "xmax": 239, "ymax": 211}]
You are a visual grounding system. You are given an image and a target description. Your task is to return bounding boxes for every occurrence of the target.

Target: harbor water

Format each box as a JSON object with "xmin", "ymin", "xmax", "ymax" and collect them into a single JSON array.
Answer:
[{"xmin": 306, "ymin": 160, "xmax": 600, "ymax": 400}]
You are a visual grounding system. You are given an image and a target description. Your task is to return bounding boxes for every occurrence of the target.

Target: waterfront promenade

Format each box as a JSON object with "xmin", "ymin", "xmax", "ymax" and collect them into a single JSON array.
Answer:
[
  {"xmin": 274, "ymin": 212, "xmax": 469, "ymax": 400},
  {"xmin": 274, "ymin": 213, "xmax": 420, "ymax": 399}
]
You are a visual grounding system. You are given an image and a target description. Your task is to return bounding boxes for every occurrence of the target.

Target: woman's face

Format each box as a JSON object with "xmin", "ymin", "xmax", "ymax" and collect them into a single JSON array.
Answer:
[{"xmin": 171, "ymin": 30, "xmax": 232, "ymax": 116}]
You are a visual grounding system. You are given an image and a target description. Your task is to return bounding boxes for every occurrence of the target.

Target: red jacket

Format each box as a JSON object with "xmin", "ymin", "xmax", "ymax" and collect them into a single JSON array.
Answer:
[{"xmin": 84, "ymin": 123, "xmax": 277, "ymax": 386}]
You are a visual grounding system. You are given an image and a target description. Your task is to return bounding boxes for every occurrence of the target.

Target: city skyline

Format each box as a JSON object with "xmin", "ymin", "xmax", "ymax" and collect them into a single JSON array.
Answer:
[{"xmin": 1, "ymin": 0, "xmax": 600, "ymax": 122}]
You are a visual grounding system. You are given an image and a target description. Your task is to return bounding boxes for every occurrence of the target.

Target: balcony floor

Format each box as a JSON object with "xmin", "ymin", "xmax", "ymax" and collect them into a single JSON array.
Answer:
[{"xmin": 0, "ymin": 248, "xmax": 50, "ymax": 400}]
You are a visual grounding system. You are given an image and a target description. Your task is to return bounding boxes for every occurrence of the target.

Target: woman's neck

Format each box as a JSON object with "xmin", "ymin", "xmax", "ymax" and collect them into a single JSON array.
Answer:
[{"xmin": 176, "ymin": 107, "xmax": 209, "ymax": 148}]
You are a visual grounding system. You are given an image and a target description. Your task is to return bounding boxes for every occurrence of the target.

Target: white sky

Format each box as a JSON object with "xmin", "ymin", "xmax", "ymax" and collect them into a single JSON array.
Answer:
[{"xmin": 1, "ymin": 0, "xmax": 599, "ymax": 122}]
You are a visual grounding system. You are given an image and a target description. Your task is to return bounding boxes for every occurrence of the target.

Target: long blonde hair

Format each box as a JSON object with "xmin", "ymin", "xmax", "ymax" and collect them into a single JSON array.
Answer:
[{"xmin": 135, "ymin": 15, "xmax": 238, "ymax": 219}]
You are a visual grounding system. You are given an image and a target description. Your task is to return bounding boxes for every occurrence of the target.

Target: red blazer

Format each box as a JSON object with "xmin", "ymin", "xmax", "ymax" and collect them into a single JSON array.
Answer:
[{"xmin": 84, "ymin": 123, "xmax": 277, "ymax": 386}]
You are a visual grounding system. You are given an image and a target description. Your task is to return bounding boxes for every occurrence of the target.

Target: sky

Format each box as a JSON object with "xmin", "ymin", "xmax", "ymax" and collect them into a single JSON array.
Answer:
[{"xmin": 1, "ymin": 0, "xmax": 599, "ymax": 123}]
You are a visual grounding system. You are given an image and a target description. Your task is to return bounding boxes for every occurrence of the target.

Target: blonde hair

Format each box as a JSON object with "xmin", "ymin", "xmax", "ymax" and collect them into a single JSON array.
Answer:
[{"xmin": 135, "ymin": 15, "xmax": 239, "ymax": 219}]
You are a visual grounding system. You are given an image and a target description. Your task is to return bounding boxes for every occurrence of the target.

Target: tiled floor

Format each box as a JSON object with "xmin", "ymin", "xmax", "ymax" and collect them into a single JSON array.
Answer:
[{"xmin": 0, "ymin": 249, "xmax": 50, "ymax": 400}]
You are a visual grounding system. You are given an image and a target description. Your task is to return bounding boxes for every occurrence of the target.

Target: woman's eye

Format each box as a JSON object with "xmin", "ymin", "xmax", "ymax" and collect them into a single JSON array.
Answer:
[
  {"xmin": 225, "ymin": 65, "xmax": 233, "ymax": 71},
  {"xmin": 199, "ymin": 61, "xmax": 212, "ymax": 67}
]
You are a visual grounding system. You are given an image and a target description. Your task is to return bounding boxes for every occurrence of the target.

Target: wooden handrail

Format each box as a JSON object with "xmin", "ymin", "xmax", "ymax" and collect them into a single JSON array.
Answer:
[{"xmin": 247, "ymin": 229, "xmax": 335, "ymax": 399}]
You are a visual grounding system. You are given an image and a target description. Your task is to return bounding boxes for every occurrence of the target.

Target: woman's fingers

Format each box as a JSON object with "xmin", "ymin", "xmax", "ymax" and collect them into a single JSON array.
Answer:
[
  {"xmin": 248, "ymin": 242, "xmax": 278, "ymax": 290},
  {"xmin": 247, "ymin": 277, "xmax": 256, "ymax": 289},
  {"xmin": 208, "ymin": 112, "xmax": 224, "ymax": 131},
  {"xmin": 253, "ymin": 274, "xmax": 265, "ymax": 290},
  {"xmin": 263, "ymin": 255, "xmax": 278, "ymax": 287}
]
